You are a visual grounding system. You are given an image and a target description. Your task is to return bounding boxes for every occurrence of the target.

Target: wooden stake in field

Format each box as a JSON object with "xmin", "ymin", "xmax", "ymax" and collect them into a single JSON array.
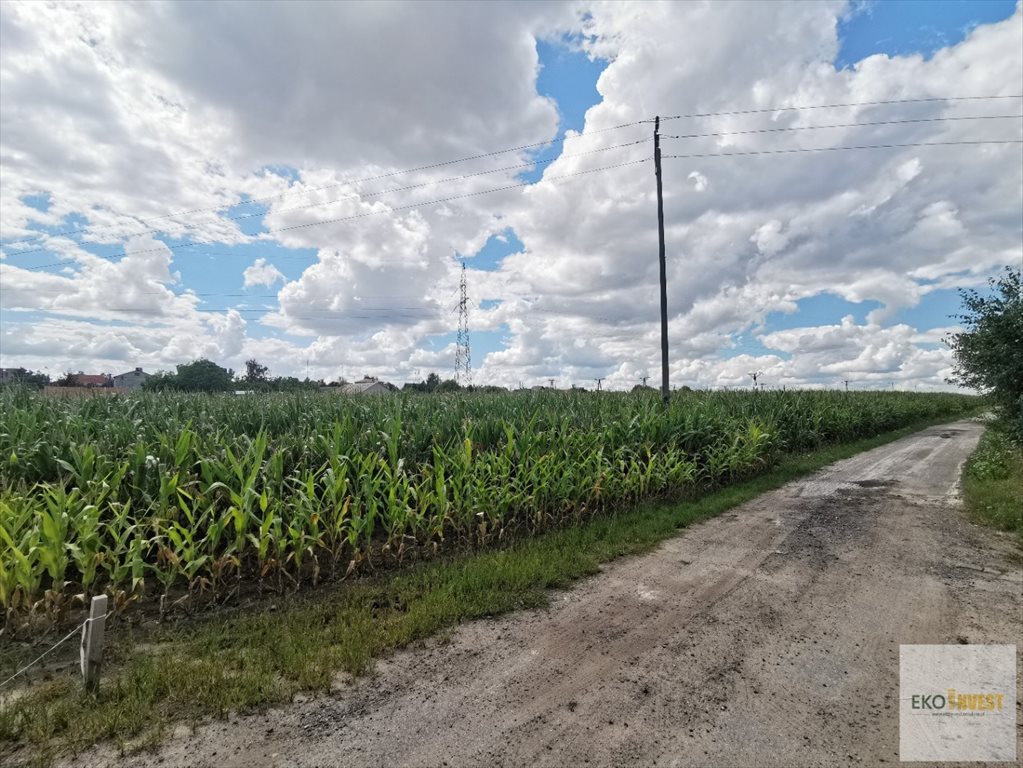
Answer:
[{"xmin": 80, "ymin": 595, "xmax": 107, "ymax": 693}]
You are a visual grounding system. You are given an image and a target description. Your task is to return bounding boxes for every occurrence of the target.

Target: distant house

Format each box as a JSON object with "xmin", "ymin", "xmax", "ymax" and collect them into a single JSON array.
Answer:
[
  {"xmin": 112, "ymin": 367, "xmax": 149, "ymax": 390},
  {"xmin": 71, "ymin": 373, "xmax": 112, "ymax": 388},
  {"xmin": 339, "ymin": 376, "xmax": 391, "ymax": 395}
]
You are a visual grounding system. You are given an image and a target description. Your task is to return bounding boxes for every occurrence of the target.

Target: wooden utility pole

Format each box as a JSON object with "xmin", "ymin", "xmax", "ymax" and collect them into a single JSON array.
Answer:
[
  {"xmin": 80, "ymin": 594, "xmax": 107, "ymax": 694},
  {"xmin": 654, "ymin": 116, "xmax": 670, "ymax": 406}
]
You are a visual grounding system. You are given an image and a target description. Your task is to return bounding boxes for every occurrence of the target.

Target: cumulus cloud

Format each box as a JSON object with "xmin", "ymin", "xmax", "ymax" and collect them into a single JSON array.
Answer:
[
  {"xmin": 481, "ymin": 0, "xmax": 1022, "ymax": 389},
  {"xmin": 242, "ymin": 258, "xmax": 285, "ymax": 288},
  {"xmin": 1, "ymin": 1, "xmax": 1020, "ymax": 388},
  {"xmin": 687, "ymin": 171, "xmax": 709, "ymax": 192}
]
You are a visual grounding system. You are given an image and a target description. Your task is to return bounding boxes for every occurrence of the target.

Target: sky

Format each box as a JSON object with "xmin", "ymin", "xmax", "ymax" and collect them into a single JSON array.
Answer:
[{"xmin": 1, "ymin": 0, "xmax": 1021, "ymax": 391}]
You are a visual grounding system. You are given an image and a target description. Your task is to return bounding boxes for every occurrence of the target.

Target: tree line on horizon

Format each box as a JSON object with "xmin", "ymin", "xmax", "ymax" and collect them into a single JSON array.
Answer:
[
  {"xmin": 3, "ymin": 358, "xmax": 607, "ymax": 394},
  {"xmin": 142, "ymin": 359, "xmax": 513, "ymax": 393},
  {"xmin": 6, "ymin": 263, "xmax": 1015, "ymax": 403}
]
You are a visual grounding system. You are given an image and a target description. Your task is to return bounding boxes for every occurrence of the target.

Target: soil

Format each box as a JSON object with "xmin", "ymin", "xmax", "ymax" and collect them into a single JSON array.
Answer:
[{"xmin": 62, "ymin": 419, "xmax": 1022, "ymax": 767}]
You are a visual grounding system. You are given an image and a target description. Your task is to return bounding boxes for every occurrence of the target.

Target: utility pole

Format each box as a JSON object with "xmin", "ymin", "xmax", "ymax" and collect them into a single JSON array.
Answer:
[
  {"xmin": 654, "ymin": 116, "xmax": 670, "ymax": 406},
  {"xmin": 594, "ymin": 377, "xmax": 604, "ymax": 392},
  {"xmin": 455, "ymin": 262, "xmax": 471, "ymax": 385}
]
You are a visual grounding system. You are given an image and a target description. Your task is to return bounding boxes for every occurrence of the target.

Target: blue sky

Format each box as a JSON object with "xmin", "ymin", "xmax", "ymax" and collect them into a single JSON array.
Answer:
[
  {"xmin": 5, "ymin": 3, "xmax": 1015, "ymax": 340},
  {"xmin": 467, "ymin": 3, "xmax": 1016, "ymax": 372},
  {"xmin": 524, "ymin": 3, "xmax": 1017, "ymax": 367},
  {"xmin": 836, "ymin": 0, "xmax": 1019, "ymax": 67},
  {"xmin": 1, "ymin": 37, "xmax": 602, "ymax": 372},
  {"xmin": 1, "ymin": 1, "xmax": 1019, "ymax": 389}
]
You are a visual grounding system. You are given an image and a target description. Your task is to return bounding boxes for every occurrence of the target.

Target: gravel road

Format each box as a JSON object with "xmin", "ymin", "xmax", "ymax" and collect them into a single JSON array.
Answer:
[{"xmin": 69, "ymin": 419, "xmax": 1022, "ymax": 767}]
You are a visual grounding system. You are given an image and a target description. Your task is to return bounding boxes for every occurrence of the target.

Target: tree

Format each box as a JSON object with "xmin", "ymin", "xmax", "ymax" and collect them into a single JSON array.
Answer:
[
  {"xmin": 404, "ymin": 372, "xmax": 443, "ymax": 393},
  {"xmin": 946, "ymin": 266, "xmax": 1023, "ymax": 438},
  {"xmin": 0, "ymin": 368, "xmax": 49, "ymax": 389},
  {"xmin": 272, "ymin": 376, "xmax": 319, "ymax": 392},
  {"xmin": 141, "ymin": 371, "xmax": 177, "ymax": 391},
  {"xmin": 244, "ymin": 359, "xmax": 269, "ymax": 385},
  {"xmin": 173, "ymin": 359, "xmax": 236, "ymax": 392},
  {"xmin": 54, "ymin": 371, "xmax": 78, "ymax": 387},
  {"xmin": 436, "ymin": 378, "xmax": 461, "ymax": 393}
]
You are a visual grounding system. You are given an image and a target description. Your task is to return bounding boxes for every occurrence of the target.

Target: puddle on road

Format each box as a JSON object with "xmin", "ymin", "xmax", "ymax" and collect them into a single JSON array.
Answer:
[{"xmin": 852, "ymin": 479, "xmax": 893, "ymax": 488}]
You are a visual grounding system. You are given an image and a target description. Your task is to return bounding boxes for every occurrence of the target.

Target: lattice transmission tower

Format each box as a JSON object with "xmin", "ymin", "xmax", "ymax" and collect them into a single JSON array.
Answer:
[{"xmin": 455, "ymin": 262, "xmax": 471, "ymax": 385}]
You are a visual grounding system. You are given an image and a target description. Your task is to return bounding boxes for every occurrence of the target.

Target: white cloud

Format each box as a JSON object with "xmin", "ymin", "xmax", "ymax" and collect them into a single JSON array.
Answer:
[
  {"xmin": 242, "ymin": 258, "xmax": 285, "ymax": 288},
  {"xmin": 1, "ymin": 1, "xmax": 1020, "ymax": 389},
  {"xmin": 687, "ymin": 171, "xmax": 709, "ymax": 192},
  {"xmin": 480, "ymin": 0, "xmax": 1021, "ymax": 389},
  {"xmin": 757, "ymin": 316, "xmax": 957, "ymax": 388}
]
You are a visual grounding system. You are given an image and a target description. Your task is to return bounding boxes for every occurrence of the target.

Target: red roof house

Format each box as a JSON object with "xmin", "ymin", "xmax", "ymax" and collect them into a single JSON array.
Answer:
[{"xmin": 71, "ymin": 373, "xmax": 112, "ymax": 388}]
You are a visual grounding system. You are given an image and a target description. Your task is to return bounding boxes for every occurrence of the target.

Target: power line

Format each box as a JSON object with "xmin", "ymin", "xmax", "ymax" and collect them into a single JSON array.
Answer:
[
  {"xmin": 6, "ymin": 94, "xmax": 1017, "ymax": 249},
  {"xmin": 3, "ymin": 302, "xmax": 622, "ymax": 321},
  {"xmin": 660, "ymin": 94, "xmax": 1023, "ymax": 122},
  {"xmin": 4, "ymin": 139, "xmax": 648, "ymax": 257},
  {"xmin": 1, "ymin": 120, "xmax": 654, "ymax": 248},
  {"xmin": 662, "ymin": 113, "xmax": 1023, "ymax": 140},
  {"xmin": 648, "ymin": 98, "xmax": 1020, "ymax": 408},
  {"xmin": 662, "ymin": 138, "xmax": 1023, "ymax": 161},
  {"xmin": 6, "ymin": 248, "xmax": 325, "ymax": 274},
  {"xmin": 8, "ymin": 289, "xmax": 286, "ymax": 297},
  {"xmin": 4, "ymin": 258, "xmax": 78, "ymax": 273},
  {"xmin": 14, "ymin": 308, "xmax": 442, "ymax": 321},
  {"xmin": 16, "ymin": 158, "xmax": 650, "ymax": 265},
  {"xmin": 9, "ymin": 138, "xmax": 1019, "ymax": 275},
  {"xmin": 36, "ymin": 305, "xmax": 439, "ymax": 315}
]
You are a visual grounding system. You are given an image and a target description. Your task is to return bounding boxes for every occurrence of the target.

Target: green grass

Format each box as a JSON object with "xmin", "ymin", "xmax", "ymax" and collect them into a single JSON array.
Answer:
[
  {"xmin": 962, "ymin": 426, "xmax": 1023, "ymax": 538},
  {"xmin": 0, "ymin": 416, "xmax": 972, "ymax": 764}
]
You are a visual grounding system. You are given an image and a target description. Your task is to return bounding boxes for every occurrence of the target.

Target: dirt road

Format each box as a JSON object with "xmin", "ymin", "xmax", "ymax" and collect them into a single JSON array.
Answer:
[{"xmin": 74, "ymin": 420, "xmax": 1022, "ymax": 767}]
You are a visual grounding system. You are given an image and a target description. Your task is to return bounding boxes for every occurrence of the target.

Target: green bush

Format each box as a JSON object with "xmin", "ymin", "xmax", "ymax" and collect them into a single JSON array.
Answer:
[{"xmin": 963, "ymin": 427, "xmax": 1023, "ymax": 536}]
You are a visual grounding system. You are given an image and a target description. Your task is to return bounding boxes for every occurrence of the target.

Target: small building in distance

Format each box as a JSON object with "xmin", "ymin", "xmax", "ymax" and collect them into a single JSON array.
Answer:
[
  {"xmin": 337, "ymin": 376, "xmax": 392, "ymax": 395},
  {"xmin": 71, "ymin": 373, "xmax": 112, "ymax": 388},
  {"xmin": 112, "ymin": 367, "xmax": 149, "ymax": 390}
]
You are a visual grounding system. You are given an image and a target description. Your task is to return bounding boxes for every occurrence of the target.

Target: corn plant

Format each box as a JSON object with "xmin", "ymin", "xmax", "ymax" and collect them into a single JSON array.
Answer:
[{"xmin": 0, "ymin": 387, "xmax": 976, "ymax": 622}]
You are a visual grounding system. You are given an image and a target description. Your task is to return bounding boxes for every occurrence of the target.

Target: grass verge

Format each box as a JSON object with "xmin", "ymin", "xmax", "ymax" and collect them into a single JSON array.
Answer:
[
  {"xmin": 961, "ymin": 425, "xmax": 1023, "ymax": 538},
  {"xmin": 0, "ymin": 416, "xmax": 975, "ymax": 764}
]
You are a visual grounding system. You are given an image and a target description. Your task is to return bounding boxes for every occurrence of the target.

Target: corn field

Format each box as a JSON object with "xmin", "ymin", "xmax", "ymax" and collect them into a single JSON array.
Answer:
[{"xmin": 0, "ymin": 388, "xmax": 974, "ymax": 622}]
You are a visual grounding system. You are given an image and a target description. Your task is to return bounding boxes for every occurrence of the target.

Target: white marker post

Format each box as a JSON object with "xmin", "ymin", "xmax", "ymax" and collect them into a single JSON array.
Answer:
[{"xmin": 80, "ymin": 594, "xmax": 107, "ymax": 693}]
